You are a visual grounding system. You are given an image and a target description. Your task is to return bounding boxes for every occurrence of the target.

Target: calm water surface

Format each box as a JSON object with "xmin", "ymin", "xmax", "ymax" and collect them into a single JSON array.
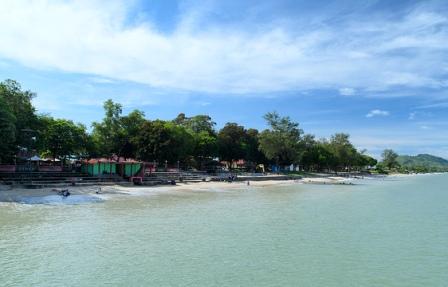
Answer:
[{"xmin": 1, "ymin": 174, "xmax": 447, "ymax": 286}]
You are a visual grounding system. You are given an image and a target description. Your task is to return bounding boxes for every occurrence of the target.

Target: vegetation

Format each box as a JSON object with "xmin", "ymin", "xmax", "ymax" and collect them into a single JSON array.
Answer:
[
  {"xmin": 0, "ymin": 95, "xmax": 16, "ymax": 162},
  {"xmin": 0, "ymin": 80, "xmax": 39, "ymax": 163},
  {"xmin": 38, "ymin": 116, "xmax": 90, "ymax": 161},
  {"xmin": 258, "ymin": 112, "xmax": 303, "ymax": 166},
  {"xmin": 1, "ymin": 79, "xmax": 445, "ymax": 174},
  {"xmin": 381, "ymin": 149, "xmax": 399, "ymax": 170},
  {"xmin": 396, "ymin": 154, "xmax": 448, "ymax": 173}
]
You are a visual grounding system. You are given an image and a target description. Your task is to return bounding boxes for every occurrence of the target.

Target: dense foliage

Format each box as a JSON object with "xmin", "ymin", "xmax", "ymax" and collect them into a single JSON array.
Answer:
[
  {"xmin": 396, "ymin": 154, "xmax": 448, "ymax": 173},
  {"xmin": 258, "ymin": 112, "xmax": 303, "ymax": 165},
  {"xmin": 0, "ymin": 96, "xmax": 16, "ymax": 162},
  {"xmin": 38, "ymin": 116, "xmax": 90, "ymax": 160},
  {"xmin": 2, "ymin": 79, "xmax": 442, "ymax": 174}
]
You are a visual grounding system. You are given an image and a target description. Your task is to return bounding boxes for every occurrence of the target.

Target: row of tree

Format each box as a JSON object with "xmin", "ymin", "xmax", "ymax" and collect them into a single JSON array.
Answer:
[{"xmin": 1, "ymin": 79, "xmax": 381, "ymax": 172}]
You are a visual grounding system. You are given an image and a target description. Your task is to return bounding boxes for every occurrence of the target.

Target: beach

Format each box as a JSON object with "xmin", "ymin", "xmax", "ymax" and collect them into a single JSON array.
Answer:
[{"xmin": 0, "ymin": 175, "xmax": 357, "ymax": 204}]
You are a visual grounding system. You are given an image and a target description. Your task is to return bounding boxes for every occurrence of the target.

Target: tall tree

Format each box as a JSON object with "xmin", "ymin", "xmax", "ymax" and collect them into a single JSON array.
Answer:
[
  {"xmin": 163, "ymin": 122, "xmax": 195, "ymax": 163},
  {"xmin": 0, "ymin": 96, "xmax": 16, "ymax": 163},
  {"xmin": 91, "ymin": 99, "xmax": 145, "ymax": 158},
  {"xmin": 0, "ymin": 79, "xmax": 38, "ymax": 155},
  {"xmin": 174, "ymin": 113, "xmax": 218, "ymax": 168},
  {"xmin": 244, "ymin": 128, "xmax": 267, "ymax": 167},
  {"xmin": 259, "ymin": 112, "xmax": 303, "ymax": 166},
  {"xmin": 91, "ymin": 99, "xmax": 123, "ymax": 157},
  {"xmin": 134, "ymin": 120, "xmax": 169, "ymax": 162},
  {"xmin": 328, "ymin": 133, "xmax": 357, "ymax": 171},
  {"xmin": 217, "ymin": 123, "xmax": 247, "ymax": 167},
  {"xmin": 315, "ymin": 140, "xmax": 337, "ymax": 171},
  {"xmin": 119, "ymin": 110, "xmax": 146, "ymax": 159},
  {"xmin": 174, "ymin": 113, "xmax": 216, "ymax": 134},
  {"xmin": 354, "ymin": 150, "xmax": 378, "ymax": 170},
  {"xmin": 134, "ymin": 120, "xmax": 194, "ymax": 164},
  {"xmin": 193, "ymin": 130, "xmax": 218, "ymax": 168},
  {"xmin": 39, "ymin": 117, "xmax": 89, "ymax": 161},
  {"xmin": 300, "ymin": 134, "xmax": 319, "ymax": 171},
  {"xmin": 382, "ymin": 149, "xmax": 399, "ymax": 169}
]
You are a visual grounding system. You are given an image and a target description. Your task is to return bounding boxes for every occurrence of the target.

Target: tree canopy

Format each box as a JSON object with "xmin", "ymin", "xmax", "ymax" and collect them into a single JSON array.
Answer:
[
  {"xmin": 381, "ymin": 149, "xmax": 400, "ymax": 170},
  {"xmin": 91, "ymin": 99, "xmax": 146, "ymax": 159},
  {"xmin": 38, "ymin": 117, "xmax": 89, "ymax": 160},
  {"xmin": 217, "ymin": 123, "xmax": 247, "ymax": 164},
  {"xmin": 0, "ymin": 79, "xmax": 39, "ymax": 162},
  {"xmin": 2, "ymin": 79, "xmax": 411, "ymax": 174},
  {"xmin": 259, "ymin": 112, "xmax": 303, "ymax": 165},
  {"xmin": 0, "ymin": 96, "xmax": 16, "ymax": 163}
]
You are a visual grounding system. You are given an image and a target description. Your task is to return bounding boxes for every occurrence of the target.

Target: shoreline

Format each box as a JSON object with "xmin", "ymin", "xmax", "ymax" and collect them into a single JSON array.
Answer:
[
  {"xmin": 0, "ymin": 176, "xmax": 354, "ymax": 204},
  {"xmin": 2, "ymin": 172, "xmax": 443, "ymax": 204}
]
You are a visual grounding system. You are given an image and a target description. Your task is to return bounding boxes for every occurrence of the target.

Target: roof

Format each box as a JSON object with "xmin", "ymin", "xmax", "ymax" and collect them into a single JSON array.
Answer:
[{"xmin": 83, "ymin": 158, "xmax": 141, "ymax": 164}]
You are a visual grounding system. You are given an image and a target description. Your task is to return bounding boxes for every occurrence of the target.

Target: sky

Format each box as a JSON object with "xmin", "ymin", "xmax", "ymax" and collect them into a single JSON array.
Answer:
[{"xmin": 0, "ymin": 0, "xmax": 447, "ymax": 159}]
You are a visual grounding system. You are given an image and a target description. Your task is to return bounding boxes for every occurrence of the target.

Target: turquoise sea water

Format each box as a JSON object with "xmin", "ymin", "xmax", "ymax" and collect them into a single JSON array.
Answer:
[{"xmin": 1, "ymin": 174, "xmax": 447, "ymax": 287}]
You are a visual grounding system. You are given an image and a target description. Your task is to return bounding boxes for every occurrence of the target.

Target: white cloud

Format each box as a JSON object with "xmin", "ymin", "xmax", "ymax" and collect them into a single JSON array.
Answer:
[
  {"xmin": 89, "ymin": 77, "xmax": 116, "ymax": 84},
  {"xmin": 417, "ymin": 102, "xmax": 448, "ymax": 109},
  {"xmin": 0, "ymin": 0, "xmax": 447, "ymax": 94},
  {"xmin": 339, "ymin": 88, "xmax": 356, "ymax": 96},
  {"xmin": 366, "ymin": 109, "xmax": 390, "ymax": 118}
]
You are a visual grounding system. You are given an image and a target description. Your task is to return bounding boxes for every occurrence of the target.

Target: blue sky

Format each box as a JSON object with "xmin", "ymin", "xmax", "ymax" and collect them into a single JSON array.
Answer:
[{"xmin": 0, "ymin": 0, "xmax": 448, "ymax": 158}]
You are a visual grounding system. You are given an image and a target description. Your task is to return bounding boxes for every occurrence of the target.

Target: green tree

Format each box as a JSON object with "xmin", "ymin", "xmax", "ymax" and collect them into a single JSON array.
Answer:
[
  {"xmin": 92, "ymin": 99, "xmax": 145, "ymax": 158},
  {"xmin": 192, "ymin": 130, "xmax": 218, "ymax": 168},
  {"xmin": 174, "ymin": 113, "xmax": 216, "ymax": 134},
  {"xmin": 355, "ymin": 151, "xmax": 378, "ymax": 170},
  {"xmin": 134, "ymin": 120, "xmax": 194, "ymax": 164},
  {"xmin": 0, "ymin": 96, "xmax": 16, "ymax": 163},
  {"xmin": 316, "ymin": 141, "xmax": 337, "ymax": 171},
  {"xmin": 39, "ymin": 117, "xmax": 89, "ymax": 161},
  {"xmin": 244, "ymin": 128, "xmax": 267, "ymax": 167},
  {"xmin": 91, "ymin": 99, "xmax": 123, "ymax": 157},
  {"xmin": 0, "ymin": 79, "xmax": 38, "ymax": 155},
  {"xmin": 258, "ymin": 112, "xmax": 303, "ymax": 166},
  {"xmin": 134, "ymin": 120, "xmax": 168, "ymax": 162},
  {"xmin": 173, "ymin": 113, "xmax": 218, "ymax": 168},
  {"xmin": 119, "ymin": 110, "xmax": 146, "ymax": 159},
  {"xmin": 382, "ymin": 149, "xmax": 399, "ymax": 170},
  {"xmin": 367, "ymin": 156, "xmax": 378, "ymax": 167},
  {"xmin": 217, "ymin": 123, "xmax": 247, "ymax": 167},
  {"xmin": 328, "ymin": 133, "xmax": 358, "ymax": 171},
  {"xmin": 300, "ymin": 134, "xmax": 319, "ymax": 171},
  {"xmin": 163, "ymin": 122, "xmax": 195, "ymax": 163}
]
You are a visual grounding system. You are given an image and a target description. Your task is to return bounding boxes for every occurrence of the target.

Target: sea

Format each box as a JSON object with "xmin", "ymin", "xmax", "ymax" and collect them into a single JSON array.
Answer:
[{"xmin": 1, "ymin": 173, "xmax": 447, "ymax": 286}]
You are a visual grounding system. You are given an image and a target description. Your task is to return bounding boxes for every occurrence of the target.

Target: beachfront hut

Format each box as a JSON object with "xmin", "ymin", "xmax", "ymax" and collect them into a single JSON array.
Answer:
[
  {"xmin": 81, "ymin": 158, "xmax": 117, "ymax": 176},
  {"xmin": 81, "ymin": 158, "xmax": 144, "ymax": 178},
  {"xmin": 116, "ymin": 160, "xmax": 143, "ymax": 178}
]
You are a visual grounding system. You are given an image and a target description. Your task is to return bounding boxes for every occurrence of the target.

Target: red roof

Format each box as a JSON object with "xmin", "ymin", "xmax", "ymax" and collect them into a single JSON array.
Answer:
[{"xmin": 83, "ymin": 158, "xmax": 141, "ymax": 164}]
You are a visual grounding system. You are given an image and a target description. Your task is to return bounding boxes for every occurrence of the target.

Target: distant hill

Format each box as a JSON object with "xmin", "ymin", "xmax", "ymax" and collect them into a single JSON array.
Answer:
[{"xmin": 397, "ymin": 154, "xmax": 448, "ymax": 171}]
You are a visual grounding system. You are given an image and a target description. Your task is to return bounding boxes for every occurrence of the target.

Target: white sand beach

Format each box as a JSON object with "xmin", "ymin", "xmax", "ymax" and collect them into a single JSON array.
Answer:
[{"xmin": 0, "ymin": 176, "xmax": 359, "ymax": 204}]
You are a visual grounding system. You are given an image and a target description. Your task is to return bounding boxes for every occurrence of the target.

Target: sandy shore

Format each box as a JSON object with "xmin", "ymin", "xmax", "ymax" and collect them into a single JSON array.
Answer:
[{"xmin": 0, "ymin": 176, "xmax": 356, "ymax": 204}]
